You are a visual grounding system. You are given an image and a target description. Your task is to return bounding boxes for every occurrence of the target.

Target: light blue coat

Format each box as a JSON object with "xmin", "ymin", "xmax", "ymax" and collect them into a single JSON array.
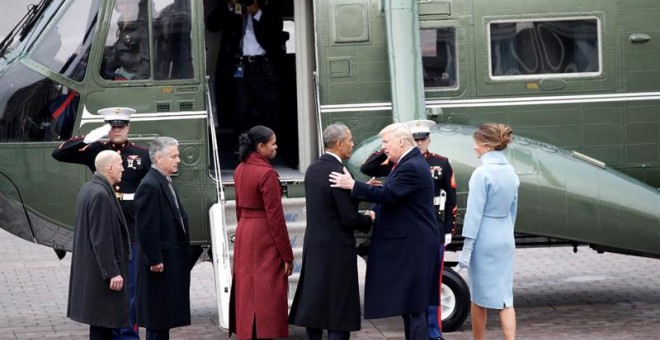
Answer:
[{"xmin": 462, "ymin": 151, "xmax": 519, "ymax": 309}]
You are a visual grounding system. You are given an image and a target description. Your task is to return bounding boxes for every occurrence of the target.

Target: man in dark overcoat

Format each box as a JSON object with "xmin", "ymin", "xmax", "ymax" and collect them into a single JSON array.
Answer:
[
  {"xmin": 361, "ymin": 120, "xmax": 457, "ymax": 340},
  {"xmin": 134, "ymin": 137, "xmax": 191, "ymax": 340},
  {"xmin": 289, "ymin": 123, "xmax": 373, "ymax": 339},
  {"xmin": 68, "ymin": 150, "xmax": 131, "ymax": 340},
  {"xmin": 54, "ymin": 107, "xmax": 150, "ymax": 340},
  {"xmin": 330, "ymin": 123, "xmax": 440, "ymax": 340}
]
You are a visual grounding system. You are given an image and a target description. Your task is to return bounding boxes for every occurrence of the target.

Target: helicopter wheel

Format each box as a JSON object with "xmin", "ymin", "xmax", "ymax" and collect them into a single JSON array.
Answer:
[{"xmin": 441, "ymin": 266, "xmax": 470, "ymax": 332}]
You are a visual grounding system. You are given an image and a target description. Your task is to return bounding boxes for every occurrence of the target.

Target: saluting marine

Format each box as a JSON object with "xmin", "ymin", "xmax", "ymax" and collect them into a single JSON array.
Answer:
[
  {"xmin": 360, "ymin": 119, "xmax": 457, "ymax": 340},
  {"xmin": 52, "ymin": 107, "xmax": 149, "ymax": 340}
]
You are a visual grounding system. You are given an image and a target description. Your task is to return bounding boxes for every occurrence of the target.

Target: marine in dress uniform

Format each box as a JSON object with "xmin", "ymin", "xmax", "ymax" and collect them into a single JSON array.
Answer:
[
  {"xmin": 360, "ymin": 120, "xmax": 457, "ymax": 340},
  {"xmin": 53, "ymin": 107, "xmax": 150, "ymax": 340}
]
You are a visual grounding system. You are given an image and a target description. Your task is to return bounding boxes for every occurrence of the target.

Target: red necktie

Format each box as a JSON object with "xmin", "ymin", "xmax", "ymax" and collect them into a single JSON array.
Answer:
[{"xmin": 390, "ymin": 162, "xmax": 398, "ymax": 174}]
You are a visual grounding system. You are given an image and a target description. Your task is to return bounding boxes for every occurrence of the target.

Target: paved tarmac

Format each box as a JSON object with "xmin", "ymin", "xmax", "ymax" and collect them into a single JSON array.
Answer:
[{"xmin": 1, "ymin": 228, "xmax": 659, "ymax": 339}]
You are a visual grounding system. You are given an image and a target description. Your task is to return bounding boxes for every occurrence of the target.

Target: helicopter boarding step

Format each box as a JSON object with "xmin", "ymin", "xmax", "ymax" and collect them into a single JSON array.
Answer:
[{"xmin": 209, "ymin": 196, "xmax": 307, "ymax": 330}]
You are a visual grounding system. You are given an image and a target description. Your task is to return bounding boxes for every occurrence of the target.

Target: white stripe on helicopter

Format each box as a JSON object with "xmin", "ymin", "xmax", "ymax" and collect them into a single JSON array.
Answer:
[{"xmin": 319, "ymin": 91, "xmax": 660, "ymax": 112}]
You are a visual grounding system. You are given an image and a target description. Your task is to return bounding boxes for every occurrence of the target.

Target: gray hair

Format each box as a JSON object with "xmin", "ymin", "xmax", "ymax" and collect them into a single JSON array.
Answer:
[
  {"xmin": 149, "ymin": 136, "xmax": 179, "ymax": 163},
  {"xmin": 323, "ymin": 122, "xmax": 349, "ymax": 148},
  {"xmin": 95, "ymin": 150, "xmax": 121, "ymax": 175}
]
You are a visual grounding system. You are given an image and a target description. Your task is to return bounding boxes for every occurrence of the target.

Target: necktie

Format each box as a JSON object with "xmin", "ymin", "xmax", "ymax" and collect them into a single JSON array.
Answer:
[
  {"xmin": 166, "ymin": 177, "xmax": 186, "ymax": 233},
  {"xmin": 390, "ymin": 162, "xmax": 398, "ymax": 174}
]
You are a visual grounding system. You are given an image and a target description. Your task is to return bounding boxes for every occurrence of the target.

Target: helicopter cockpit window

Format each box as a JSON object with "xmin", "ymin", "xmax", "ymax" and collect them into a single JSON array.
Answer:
[
  {"xmin": 153, "ymin": 0, "xmax": 194, "ymax": 80},
  {"xmin": 100, "ymin": 0, "xmax": 194, "ymax": 81},
  {"xmin": 0, "ymin": 64, "xmax": 79, "ymax": 142},
  {"xmin": 420, "ymin": 27, "xmax": 457, "ymax": 88},
  {"xmin": 489, "ymin": 18, "xmax": 600, "ymax": 78},
  {"xmin": 30, "ymin": 0, "xmax": 100, "ymax": 82},
  {"xmin": 102, "ymin": 0, "xmax": 151, "ymax": 80}
]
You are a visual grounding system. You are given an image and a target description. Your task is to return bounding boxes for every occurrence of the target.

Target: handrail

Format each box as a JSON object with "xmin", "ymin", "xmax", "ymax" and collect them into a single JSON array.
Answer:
[{"xmin": 205, "ymin": 76, "xmax": 224, "ymax": 202}]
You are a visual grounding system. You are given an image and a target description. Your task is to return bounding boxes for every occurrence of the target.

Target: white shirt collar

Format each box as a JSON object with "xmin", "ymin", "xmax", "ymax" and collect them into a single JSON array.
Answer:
[
  {"xmin": 325, "ymin": 151, "xmax": 342, "ymax": 163},
  {"xmin": 397, "ymin": 146, "xmax": 415, "ymax": 163}
]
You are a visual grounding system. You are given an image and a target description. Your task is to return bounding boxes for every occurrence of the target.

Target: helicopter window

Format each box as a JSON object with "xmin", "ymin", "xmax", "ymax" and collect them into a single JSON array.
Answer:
[
  {"xmin": 0, "ymin": 64, "xmax": 79, "ymax": 142},
  {"xmin": 102, "ymin": 0, "xmax": 151, "ymax": 80},
  {"xmin": 30, "ymin": 0, "xmax": 100, "ymax": 82},
  {"xmin": 489, "ymin": 18, "xmax": 600, "ymax": 78},
  {"xmin": 420, "ymin": 27, "xmax": 457, "ymax": 88},
  {"xmin": 153, "ymin": 0, "xmax": 194, "ymax": 80}
]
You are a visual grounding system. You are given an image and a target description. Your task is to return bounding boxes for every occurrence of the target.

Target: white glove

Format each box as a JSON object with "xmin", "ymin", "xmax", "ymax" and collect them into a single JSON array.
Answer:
[
  {"xmin": 458, "ymin": 251, "xmax": 470, "ymax": 269},
  {"xmin": 83, "ymin": 124, "xmax": 111, "ymax": 143},
  {"xmin": 458, "ymin": 237, "xmax": 475, "ymax": 269},
  {"xmin": 444, "ymin": 233, "xmax": 452, "ymax": 247}
]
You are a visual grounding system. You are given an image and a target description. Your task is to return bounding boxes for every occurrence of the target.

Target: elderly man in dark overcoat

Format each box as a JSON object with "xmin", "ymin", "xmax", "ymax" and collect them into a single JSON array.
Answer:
[
  {"xmin": 330, "ymin": 122, "xmax": 440, "ymax": 340},
  {"xmin": 68, "ymin": 150, "xmax": 131, "ymax": 340},
  {"xmin": 289, "ymin": 123, "xmax": 373, "ymax": 340},
  {"xmin": 134, "ymin": 137, "xmax": 191, "ymax": 340}
]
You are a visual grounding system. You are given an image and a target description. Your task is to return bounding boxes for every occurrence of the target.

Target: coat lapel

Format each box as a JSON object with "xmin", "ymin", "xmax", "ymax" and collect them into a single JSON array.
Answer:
[
  {"xmin": 92, "ymin": 174, "xmax": 127, "ymax": 228},
  {"xmin": 390, "ymin": 147, "xmax": 420, "ymax": 175},
  {"xmin": 150, "ymin": 168, "xmax": 185, "ymax": 231}
]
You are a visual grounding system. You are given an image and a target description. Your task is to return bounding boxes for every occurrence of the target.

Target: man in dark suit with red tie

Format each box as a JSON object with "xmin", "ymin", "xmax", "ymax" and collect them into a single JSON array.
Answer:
[
  {"xmin": 289, "ymin": 123, "xmax": 373, "ymax": 339},
  {"xmin": 134, "ymin": 137, "xmax": 191, "ymax": 340},
  {"xmin": 330, "ymin": 122, "xmax": 440, "ymax": 340}
]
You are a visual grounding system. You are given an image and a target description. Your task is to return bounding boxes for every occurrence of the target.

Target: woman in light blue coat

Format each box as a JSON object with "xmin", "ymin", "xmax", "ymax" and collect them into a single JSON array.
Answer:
[{"xmin": 459, "ymin": 123, "xmax": 519, "ymax": 340}]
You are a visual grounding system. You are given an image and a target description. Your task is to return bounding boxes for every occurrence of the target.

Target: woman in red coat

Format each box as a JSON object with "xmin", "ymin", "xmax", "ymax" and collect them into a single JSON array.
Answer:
[{"xmin": 230, "ymin": 125, "xmax": 294, "ymax": 339}]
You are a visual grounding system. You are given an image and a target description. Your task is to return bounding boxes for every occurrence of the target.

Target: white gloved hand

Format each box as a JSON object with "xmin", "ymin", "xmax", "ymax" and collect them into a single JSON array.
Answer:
[
  {"xmin": 444, "ymin": 233, "xmax": 452, "ymax": 247},
  {"xmin": 458, "ymin": 237, "xmax": 475, "ymax": 270},
  {"xmin": 457, "ymin": 250, "xmax": 470, "ymax": 269},
  {"xmin": 83, "ymin": 124, "xmax": 111, "ymax": 144}
]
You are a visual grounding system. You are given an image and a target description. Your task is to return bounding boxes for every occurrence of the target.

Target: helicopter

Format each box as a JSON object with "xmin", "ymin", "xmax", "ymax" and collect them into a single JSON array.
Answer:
[{"xmin": 1, "ymin": 0, "xmax": 659, "ymax": 332}]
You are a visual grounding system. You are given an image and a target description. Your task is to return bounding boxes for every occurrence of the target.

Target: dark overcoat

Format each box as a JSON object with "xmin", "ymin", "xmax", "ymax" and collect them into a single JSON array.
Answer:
[
  {"xmin": 351, "ymin": 147, "xmax": 440, "ymax": 319},
  {"xmin": 134, "ymin": 168, "xmax": 191, "ymax": 329},
  {"xmin": 229, "ymin": 152, "xmax": 294, "ymax": 339},
  {"xmin": 288, "ymin": 154, "xmax": 372, "ymax": 331},
  {"xmin": 67, "ymin": 174, "xmax": 131, "ymax": 328}
]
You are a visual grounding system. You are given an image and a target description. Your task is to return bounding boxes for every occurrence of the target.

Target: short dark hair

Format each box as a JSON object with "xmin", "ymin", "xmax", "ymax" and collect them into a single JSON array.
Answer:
[{"xmin": 322, "ymin": 122, "xmax": 349, "ymax": 149}]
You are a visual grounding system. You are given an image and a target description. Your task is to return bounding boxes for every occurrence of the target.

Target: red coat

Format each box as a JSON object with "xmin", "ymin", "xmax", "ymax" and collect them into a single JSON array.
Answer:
[{"xmin": 229, "ymin": 152, "xmax": 294, "ymax": 338}]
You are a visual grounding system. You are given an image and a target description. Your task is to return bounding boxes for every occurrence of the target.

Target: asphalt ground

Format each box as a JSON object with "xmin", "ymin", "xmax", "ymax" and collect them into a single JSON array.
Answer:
[{"xmin": 1, "ymin": 228, "xmax": 659, "ymax": 339}]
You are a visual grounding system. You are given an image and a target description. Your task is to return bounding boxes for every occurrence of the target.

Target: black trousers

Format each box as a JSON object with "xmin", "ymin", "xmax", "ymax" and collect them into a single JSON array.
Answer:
[
  {"xmin": 146, "ymin": 328, "xmax": 169, "ymax": 340},
  {"xmin": 235, "ymin": 58, "xmax": 280, "ymax": 134},
  {"xmin": 89, "ymin": 325, "xmax": 113, "ymax": 340},
  {"xmin": 402, "ymin": 311, "xmax": 428, "ymax": 340},
  {"xmin": 306, "ymin": 328, "xmax": 350, "ymax": 340}
]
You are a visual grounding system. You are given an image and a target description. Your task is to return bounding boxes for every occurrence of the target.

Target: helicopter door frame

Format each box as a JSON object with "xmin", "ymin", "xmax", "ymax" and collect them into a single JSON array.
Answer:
[{"xmin": 293, "ymin": 0, "xmax": 318, "ymax": 172}]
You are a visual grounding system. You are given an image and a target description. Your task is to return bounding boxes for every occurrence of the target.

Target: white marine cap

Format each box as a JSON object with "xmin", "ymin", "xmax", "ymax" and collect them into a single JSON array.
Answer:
[
  {"xmin": 404, "ymin": 119, "xmax": 436, "ymax": 139},
  {"xmin": 97, "ymin": 107, "xmax": 135, "ymax": 127}
]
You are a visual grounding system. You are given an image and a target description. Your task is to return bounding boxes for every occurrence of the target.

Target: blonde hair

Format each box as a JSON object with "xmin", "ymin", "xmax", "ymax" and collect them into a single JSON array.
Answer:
[
  {"xmin": 473, "ymin": 123, "xmax": 513, "ymax": 151},
  {"xmin": 379, "ymin": 123, "xmax": 415, "ymax": 147}
]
